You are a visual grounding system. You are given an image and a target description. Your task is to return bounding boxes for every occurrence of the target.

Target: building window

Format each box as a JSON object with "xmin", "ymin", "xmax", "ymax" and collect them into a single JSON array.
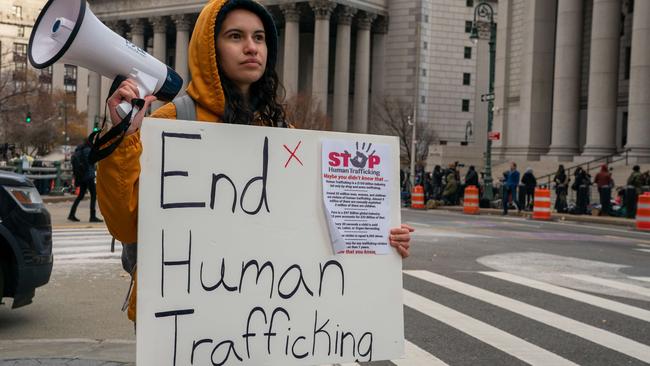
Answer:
[
  {"xmin": 17, "ymin": 26, "xmax": 25, "ymax": 38},
  {"xmin": 423, "ymin": 14, "xmax": 429, "ymax": 23},
  {"xmin": 465, "ymin": 21, "xmax": 473, "ymax": 33},
  {"xmin": 622, "ymin": 112, "xmax": 628, "ymax": 147},
  {"xmin": 625, "ymin": 47, "xmax": 631, "ymax": 80},
  {"xmin": 422, "ymin": 68, "xmax": 427, "ymax": 77},
  {"xmin": 628, "ymin": 0, "xmax": 634, "ymax": 13},
  {"xmin": 462, "ymin": 99, "xmax": 470, "ymax": 112},
  {"xmin": 64, "ymin": 64, "xmax": 78, "ymax": 95},
  {"xmin": 11, "ymin": 5, "xmax": 22, "ymax": 18},
  {"xmin": 421, "ymin": 95, "xmax": 426, "ymax": 104},
  {"xmin": 467, "ymin": 0, "xmax": 474, "ymax": 7},
  {"xmin": 423, "ymin": 41, "xmax": 428, "ymax": 50},
  {"xmin": 464, "ymin": 46, "xmax": 472, "ymax": 59},
  {"xmin": 463, "ymin": 73, "xmax": 471, "ymax": 85}
]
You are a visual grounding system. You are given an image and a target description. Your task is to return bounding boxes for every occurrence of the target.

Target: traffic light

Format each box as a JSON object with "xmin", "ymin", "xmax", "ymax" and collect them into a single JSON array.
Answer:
[
  {"xmin": 93, "ymin": 116, "xmax": 100, "ymax": 132},
  {"xmin": 25, "ymin": 112, "xmax": 31, "ymax": 124}
]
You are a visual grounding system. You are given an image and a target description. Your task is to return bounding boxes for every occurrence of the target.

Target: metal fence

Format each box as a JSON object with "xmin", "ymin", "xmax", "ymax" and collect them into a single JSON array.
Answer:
[{"xmin": 0, "ymin": 161, "xmax": 74, "ymax": 195}]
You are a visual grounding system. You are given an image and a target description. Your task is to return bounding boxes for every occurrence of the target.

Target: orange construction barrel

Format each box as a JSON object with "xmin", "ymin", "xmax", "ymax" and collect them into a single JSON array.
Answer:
[
  {"xmin": 463, "ymin": 185, "xmax": 480, "ymax": 215},
  {"xmin": 411, "ymin": 185, "xmax": 425, "ymax": 209},
  {"xmin": 636, "ymin": 192, "xmax": 650, "ymax": 231},
  {"xmin": 532, "ymin": 187, "xmax": 552, "ymax": 220}
]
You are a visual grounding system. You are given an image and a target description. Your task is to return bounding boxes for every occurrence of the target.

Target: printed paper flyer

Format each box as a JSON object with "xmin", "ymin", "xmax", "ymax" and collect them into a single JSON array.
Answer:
[{"xmin": 322, "ymin": 139, "xmax": 392, "ymax": 255}]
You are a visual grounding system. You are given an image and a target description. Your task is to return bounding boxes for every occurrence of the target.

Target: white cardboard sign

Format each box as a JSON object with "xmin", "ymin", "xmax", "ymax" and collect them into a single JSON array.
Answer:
[{"xmin": 137, "ymin": 118, "xmax": 404, "ymax": 366}]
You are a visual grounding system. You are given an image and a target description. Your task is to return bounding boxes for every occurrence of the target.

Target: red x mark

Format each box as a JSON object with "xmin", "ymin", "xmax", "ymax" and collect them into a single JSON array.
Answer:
[{"xmin": 284, "ymin": 141, "xmax": 303, "ymax": 168}]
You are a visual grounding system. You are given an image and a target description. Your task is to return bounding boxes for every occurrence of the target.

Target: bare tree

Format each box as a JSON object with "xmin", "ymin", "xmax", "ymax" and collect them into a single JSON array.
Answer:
[
  {"xmin": 373, "ymin": 97, "xmax": 436, "ymax": 167},
  {"xmin": 283, "ymin": 93, "xmax": 331, "ymax": 130}
]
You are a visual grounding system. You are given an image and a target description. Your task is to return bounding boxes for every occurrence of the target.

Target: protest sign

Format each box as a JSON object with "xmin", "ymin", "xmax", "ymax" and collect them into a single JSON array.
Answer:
[{"xmin": 137, "ymin": 118, "xmax": 404, "ymax": 365}]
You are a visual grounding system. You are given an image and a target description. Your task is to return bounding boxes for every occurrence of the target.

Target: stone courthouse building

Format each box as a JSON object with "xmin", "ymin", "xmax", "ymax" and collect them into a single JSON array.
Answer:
[{"xmin": 494, "ymin": 0, "xmax": 650, "ymax": 163}]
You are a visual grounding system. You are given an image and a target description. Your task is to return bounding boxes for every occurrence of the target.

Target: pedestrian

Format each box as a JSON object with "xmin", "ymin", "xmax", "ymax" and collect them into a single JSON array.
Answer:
[
  {"xmin": 465, "ymin": 165, "xmax": 479, "ymax": 189},
  {"xmin": 521, "ymin": 167, "xmax": 536, "ymax": 211},
  {"xmin": 503, "ymin": 162, "xmax": 520, "ymax": 215},
  {"xmin": 432, "ymin": 165, "xmax": 443, "ymax": 200},
  {"xmin": 553, "ymin": 165, "xmax": 569, "ymax": 213},
  {"xmin": 594, "ymin": 164, "xmax": 613, "ymax": 215},
  {"xmin": 442, "ymin": 171, "xmax": 458, "ymax": 205},
  {"xmin": 94, "ymin": 0, "xmax": 412, "ymax": 322},
  {"xmin": 627, "ymin": 165, "xmax": 644, "ymax": 195},
  {"xmin": 68, "ymin": 140, "xmax": 103, "ymax": 223},
  {"xmin": 572, "ymin": 167, "xmax": 591, "ymax": 214}
]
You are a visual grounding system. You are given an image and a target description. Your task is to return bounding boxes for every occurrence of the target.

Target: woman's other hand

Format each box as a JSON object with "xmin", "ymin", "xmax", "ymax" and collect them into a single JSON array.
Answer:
[{"xmin": 389, "ymin": 224, "xmax": 414, "ymax": 258}]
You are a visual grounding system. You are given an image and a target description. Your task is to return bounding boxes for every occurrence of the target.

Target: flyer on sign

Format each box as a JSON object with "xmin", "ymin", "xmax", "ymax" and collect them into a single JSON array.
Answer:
[{"xmin": 322, "ymin": 140, "xmax": 392, "ymax": 255}]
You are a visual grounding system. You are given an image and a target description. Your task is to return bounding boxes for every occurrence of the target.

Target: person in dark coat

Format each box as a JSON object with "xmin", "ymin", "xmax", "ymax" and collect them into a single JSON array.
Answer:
[
  {"xmin": 432, "ymin": 165, "xmax": 443, "ymax": 200},
  {"xmin": 573, "ymin": 167, "xmax": 591, "ymax": 214},
  {"xmin": 68, "ymin": 140, "xmax": 103, "ymax": 222},
  {"xmin": 553, "ymin": 165, "xmax": 569, "ymax": 213},
  {"xmin": 465, "ymin": 165, "xmax": 479, "ymax": 188},
  {"xmin": 521, "ymin": 168, "xmax": 537, "ymax": 211}
]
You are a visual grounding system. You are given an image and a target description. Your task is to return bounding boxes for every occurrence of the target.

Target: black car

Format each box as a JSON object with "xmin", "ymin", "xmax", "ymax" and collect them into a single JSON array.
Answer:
[{"xmin": 0, "ymin": 170, "xmax": 52, "ymax": 308}]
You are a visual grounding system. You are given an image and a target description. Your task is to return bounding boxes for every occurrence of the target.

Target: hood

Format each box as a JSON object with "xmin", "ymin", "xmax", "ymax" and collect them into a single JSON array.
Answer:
[
  {"xmin": 600, "ymin": 164, "xmax": 608, "ymax": 172},
  {"xmin": 185, "ymin": 0, "xmax": 278, "ymax": 121},
  {"xmin": 0, "ymin": 170, "xmax": 34, "ymax": 187}
]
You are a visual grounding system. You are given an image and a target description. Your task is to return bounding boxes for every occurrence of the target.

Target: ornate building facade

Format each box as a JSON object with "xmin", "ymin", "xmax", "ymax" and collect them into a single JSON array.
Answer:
[{"xmin": 494, "ymin": 0, "xmax": 650, "ymax": 163}]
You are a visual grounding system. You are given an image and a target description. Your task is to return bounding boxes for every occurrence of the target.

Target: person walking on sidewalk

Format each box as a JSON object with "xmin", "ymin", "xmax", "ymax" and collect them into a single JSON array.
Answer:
[
  {"xmin": 68, "ymin": 140, "xmax": 103, "ymax": 223},
  {"xmin": 594, "ymin": 164, "xmax": 613, "ymax": 215},
  {"xmin": 503, "ymin": 162, "xmax": 520, "ymax": 215}
]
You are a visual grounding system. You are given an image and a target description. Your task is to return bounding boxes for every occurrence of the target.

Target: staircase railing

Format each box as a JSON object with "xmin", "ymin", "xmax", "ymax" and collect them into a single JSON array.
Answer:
[{"xmin": 537, "ymin": 149, "xmax": 631, "ymax": 188}]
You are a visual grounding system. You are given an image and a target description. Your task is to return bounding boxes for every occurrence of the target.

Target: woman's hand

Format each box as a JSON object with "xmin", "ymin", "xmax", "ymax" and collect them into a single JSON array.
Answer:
[
  {"xmin": 389, "ymin": 224, "xmax": 414, "ymax": 258},
  {"xmin": 106, "ymin": 79, "xmax": 157, "ymax": 136}
]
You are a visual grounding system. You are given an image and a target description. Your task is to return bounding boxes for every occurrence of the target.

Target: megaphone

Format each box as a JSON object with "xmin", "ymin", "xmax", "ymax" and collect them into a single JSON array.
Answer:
[{"xmin": 28, "ymin": 0, "xmax": 183, "ymax": 119}]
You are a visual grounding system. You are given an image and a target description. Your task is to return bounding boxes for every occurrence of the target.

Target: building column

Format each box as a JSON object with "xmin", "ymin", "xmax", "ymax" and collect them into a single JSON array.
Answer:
[
  {"xmin": 547, "ymin": 0, "xmax": 584, "ymax": 161},
  {"xmin": 492, "ymin": 0, "xmax": 512, "ymax": 158},
  {"xmin": 172, "ymin": 14, "xmax": 192, "ymax": 90},
  {"xmin": 310, "ymin": 0, "xmax": 336, "ymax": 116},
  {"xmin": 511, "ymin": 0, "xmax": 557, "ymax": 160},
  {"xmin": 582, "ymin": 0, "xmax": 622, "ymax": 157},
  {"xmin": 352, "ymin": 12, "xmax": 376, "ymax": 134},
  {"xmin": 625, "ymin": 0, "xmax": 650, "ymax": 161},
  {"xmin": 87, "ymin": 72, "xmax": 101, "ymax": 134},
  {"xmin": 280, "ymin": 4, "xmax": 300, "ymax": 99},
  {"xmin": 127, "ymin": 18, "xmax": 146, "ymax": 49},
  {"xmin": 151, "ymin": 17, "xmax": 168, "ymax": 110},
  {"xmin": 332, "ymin": 6, "xmax": 356, "ymax": 132},
  {"xmin": 369, "ymin": 17, "xmax": 387, "ymax": 134}
]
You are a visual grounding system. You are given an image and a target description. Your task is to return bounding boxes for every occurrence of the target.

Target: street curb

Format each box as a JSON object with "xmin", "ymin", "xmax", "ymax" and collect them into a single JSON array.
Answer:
[
  {"xmin": 0, "ymin": 339, "xmax": 135, "ymax": 364},
  {"xmin": 421, "ymin": 206, "xmax": 638, "ymax": 229}
]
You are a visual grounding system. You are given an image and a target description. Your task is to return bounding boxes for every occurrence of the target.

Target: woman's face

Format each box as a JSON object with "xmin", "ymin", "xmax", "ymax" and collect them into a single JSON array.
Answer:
[{"xmin": 217, "ymin": 9, "xmax": 268, "ymax": 96}]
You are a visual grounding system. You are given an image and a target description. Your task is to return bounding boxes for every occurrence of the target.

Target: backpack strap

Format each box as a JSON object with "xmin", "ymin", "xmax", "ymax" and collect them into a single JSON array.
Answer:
[{"xmin": 172, "ymin": 94, "xmax": 197, "ymax": 121}]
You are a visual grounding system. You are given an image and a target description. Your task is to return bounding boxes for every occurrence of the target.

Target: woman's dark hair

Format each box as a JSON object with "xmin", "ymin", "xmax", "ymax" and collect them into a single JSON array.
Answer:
[{"xmin": 219, "ymin": 66, "xmax": 286, "ymax": 127}]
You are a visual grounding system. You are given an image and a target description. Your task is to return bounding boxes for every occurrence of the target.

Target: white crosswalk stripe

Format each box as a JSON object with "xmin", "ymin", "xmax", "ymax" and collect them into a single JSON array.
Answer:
[
  {"xmin": 563, "ymin": 273, "xmax": 650, "ymax": 298},
  {"xmin": 405, "ymin": 270, "xmax": 650, "ymax": 364},
  {"xmin": 52, "ymin": 228, "xmax": 120, "ymax": 265}
]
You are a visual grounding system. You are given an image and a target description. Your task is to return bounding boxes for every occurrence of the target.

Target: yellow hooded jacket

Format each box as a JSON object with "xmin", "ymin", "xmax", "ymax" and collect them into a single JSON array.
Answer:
[{"xmin": 96, "ymin": 0, "xmax": 277, "ymax": 321}]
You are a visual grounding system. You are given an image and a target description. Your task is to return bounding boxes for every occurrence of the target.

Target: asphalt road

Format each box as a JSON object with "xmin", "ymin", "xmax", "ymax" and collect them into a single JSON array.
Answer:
[{"xmin": 1, "ymin": 204, "xmax": 650, "ymax": 365}]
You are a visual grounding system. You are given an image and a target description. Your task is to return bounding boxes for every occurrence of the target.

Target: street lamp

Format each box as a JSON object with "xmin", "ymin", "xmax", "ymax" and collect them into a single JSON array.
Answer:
[{"xmin": 470, "ymin": 0, "xmax": 496, "ymax": 201}]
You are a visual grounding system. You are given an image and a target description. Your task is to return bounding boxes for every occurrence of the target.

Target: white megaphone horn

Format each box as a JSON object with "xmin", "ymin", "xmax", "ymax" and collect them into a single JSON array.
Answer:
[{"xmin": 28, "ymin": 0, "xmax": 183, "ymax": 120}]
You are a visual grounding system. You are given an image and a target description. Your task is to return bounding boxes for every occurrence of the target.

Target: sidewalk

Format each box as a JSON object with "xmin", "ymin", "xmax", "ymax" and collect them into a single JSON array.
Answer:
[
  {"xmin": 437, "ymin": 205, "xmax": 637, "ymax": 228},
  {"xmin": 0, "ymin": 339, "xmax": 135, "ymax": 365}
]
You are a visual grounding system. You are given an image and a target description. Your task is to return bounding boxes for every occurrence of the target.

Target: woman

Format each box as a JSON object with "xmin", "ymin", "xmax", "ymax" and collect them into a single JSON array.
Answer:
[
  {"xmin": 553, "ymin": 165, "xmax": 569, "ymax": 213},
  {"xmin": 97, "ymin": 0, "xmax": 413, "ymax": 321},
  {"xmin": 521, "ymin": 167, "xmax": 537, "ymax": 211}
]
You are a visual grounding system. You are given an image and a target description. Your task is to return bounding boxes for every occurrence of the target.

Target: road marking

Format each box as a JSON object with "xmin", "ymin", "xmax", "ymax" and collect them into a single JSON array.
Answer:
[
  {"xmin": 392, "ymin": 340, "xmax": 450, "ymax": 366},
  {"xmin": 404, "ymin": 270, "xmax": 650, "ymax": 363},
  {"xmin": 629, "ymin": 277, "xmax": 650, "ymax": 283},
  {"xmin": 563, "ymin": 274, "xmax": 650, "ymax": 298},
  {"xmin": 55, "ymin": 252, "xmax": 120, "ymax": 260},
  {"xmin": 481, "ymin": 272, "xmax": 650, "ymax": 322},
  {"xmin": 403, "ymin": 290, "xmax": 578, "ymax": 366},
  {"xmin": 54, "ymin": 239, "xmax": 113, "ymax": 246},
  {"xmin": 53, "ymin": 245, "xmax": 112, "ymax": 254},
  {"xmin": 635, "ymin": 248, "xmax": 650, "ymax": 253},
  {"xmin": 405, "ymin": 221, "xmax": 431, "ymax": 228}
]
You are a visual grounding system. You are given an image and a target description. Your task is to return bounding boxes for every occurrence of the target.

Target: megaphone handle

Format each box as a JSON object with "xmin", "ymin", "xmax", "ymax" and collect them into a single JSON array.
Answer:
[{"xmin": 116, "ymin": 101, "xmax": 132, "ymax": 119}]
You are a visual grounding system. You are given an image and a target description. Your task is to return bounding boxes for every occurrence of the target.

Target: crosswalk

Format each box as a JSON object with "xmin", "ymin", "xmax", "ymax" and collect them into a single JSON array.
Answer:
[
  {"xmin": 53, "ymin": 228, "xmax": 650, "ymax": 365},
  {"xmin": 52, "ymin": 228, "xmax": 120, "ymax": 265}
]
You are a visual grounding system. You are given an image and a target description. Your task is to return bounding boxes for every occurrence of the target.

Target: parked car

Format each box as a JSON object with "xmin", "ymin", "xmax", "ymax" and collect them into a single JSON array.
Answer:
[{"xmin": 0, "ymin": 170, "xmax": 52, "ymax": 308}]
